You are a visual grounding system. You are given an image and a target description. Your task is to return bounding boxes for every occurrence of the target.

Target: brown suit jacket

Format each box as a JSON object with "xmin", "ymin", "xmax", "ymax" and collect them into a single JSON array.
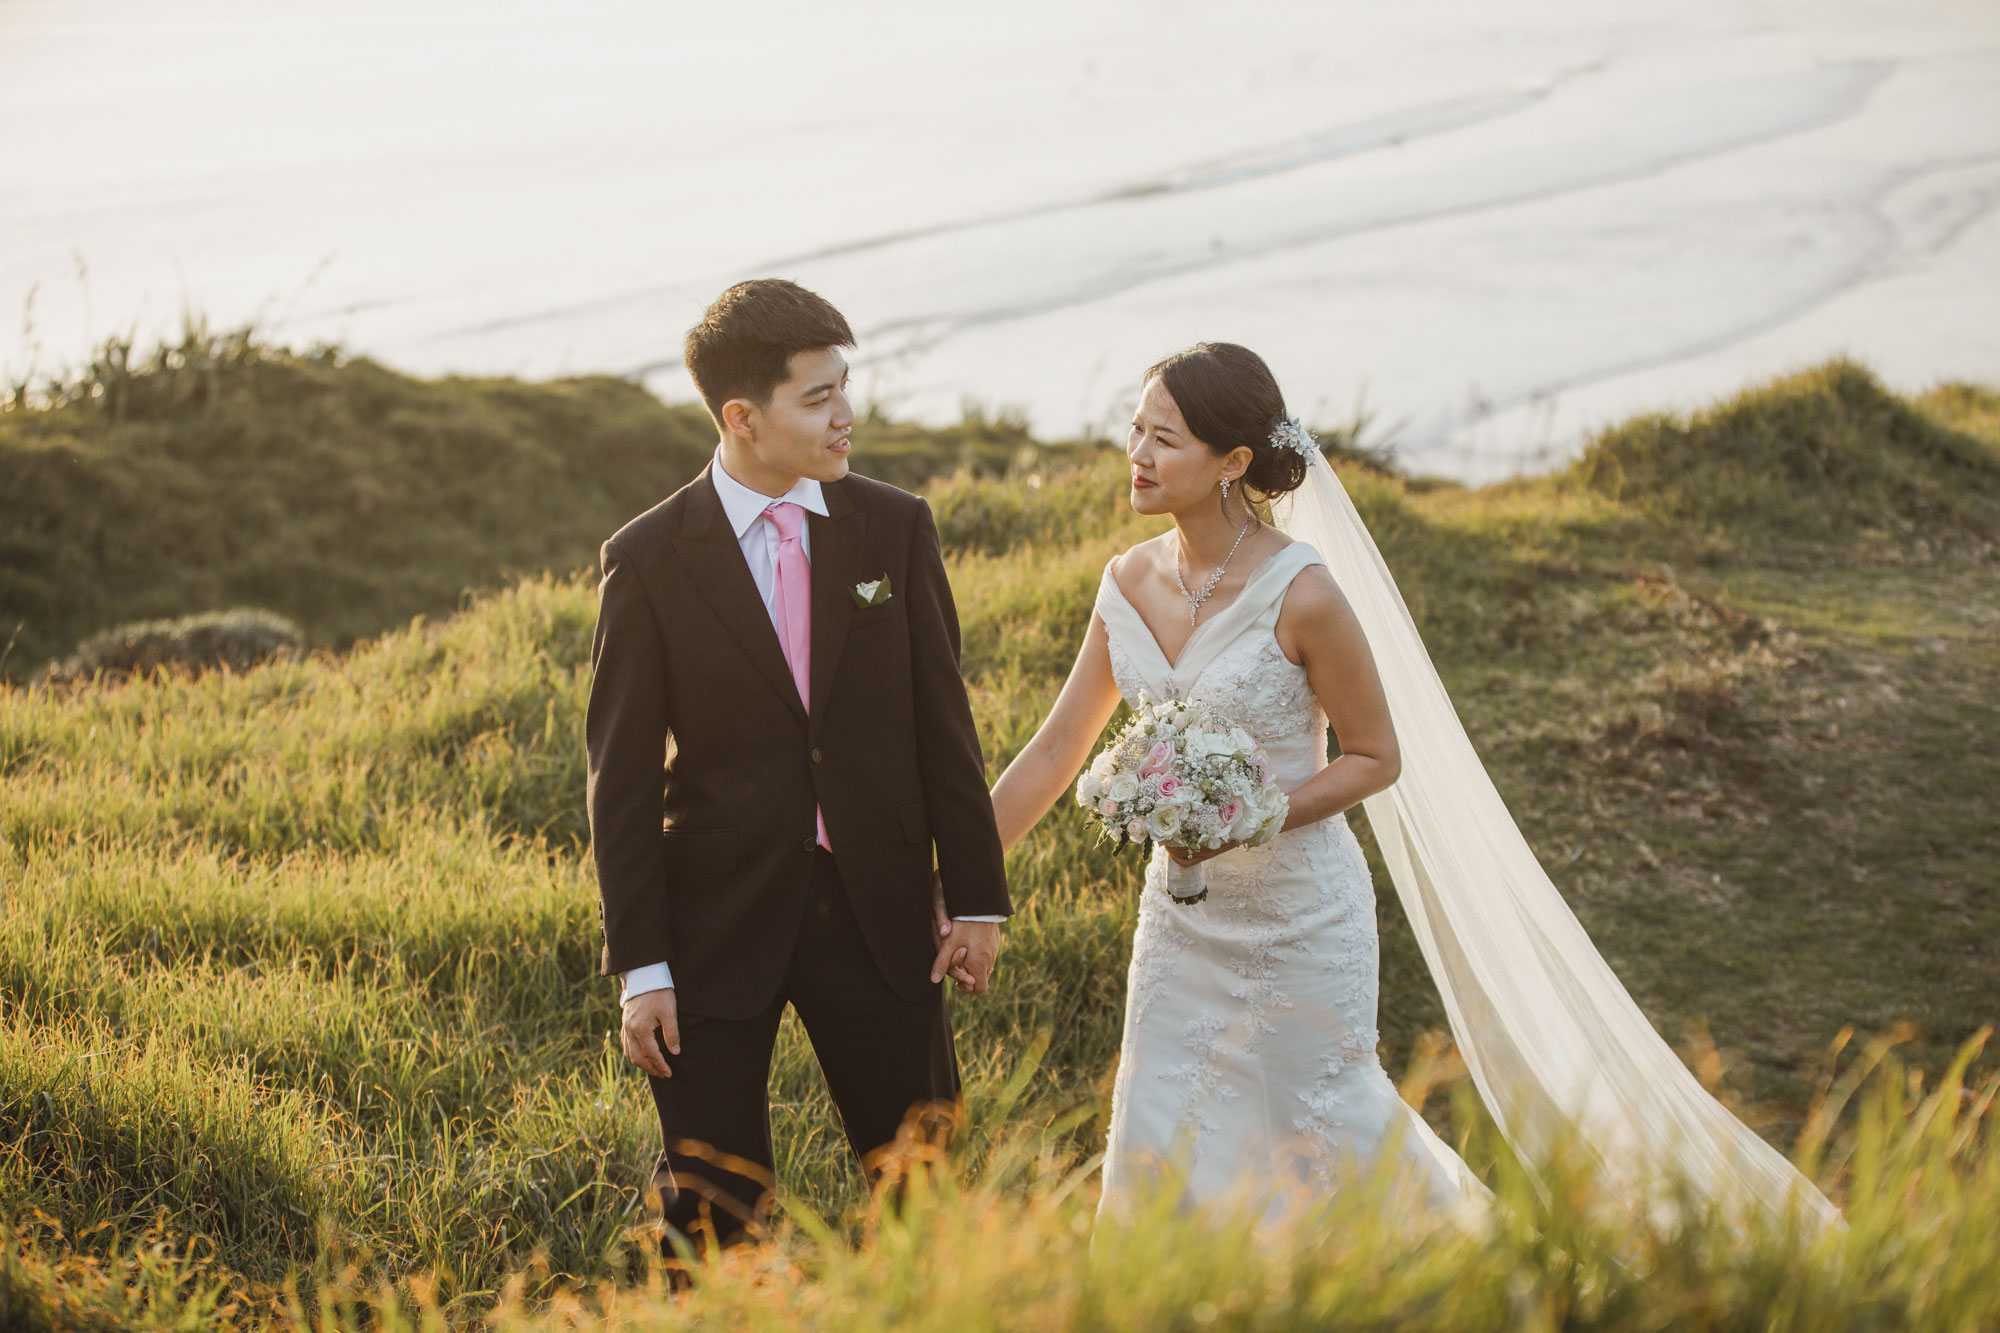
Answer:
[{"xmin": 584, "ymin": 464, "xmax": 1011, "ymax": 1019}]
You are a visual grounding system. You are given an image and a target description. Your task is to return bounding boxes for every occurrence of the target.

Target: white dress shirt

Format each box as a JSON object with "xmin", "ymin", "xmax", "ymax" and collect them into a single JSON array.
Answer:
[{"xmin": 620, "ymin": 449, "xmax": 1000, "ymax": 1004}]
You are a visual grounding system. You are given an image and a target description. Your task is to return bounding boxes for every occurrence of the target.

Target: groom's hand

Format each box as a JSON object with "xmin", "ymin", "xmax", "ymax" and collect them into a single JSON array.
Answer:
[
  {"xmin": 621, "ymin": 988, "xmax": 680, "ymax": 1079},
  {"xmin": 943, "ymin": 920, "xmax": 1002, "ymax": 995},
  {"xmin": 929, "ymin": 870, "xmax": 968, "ymax": 985}
]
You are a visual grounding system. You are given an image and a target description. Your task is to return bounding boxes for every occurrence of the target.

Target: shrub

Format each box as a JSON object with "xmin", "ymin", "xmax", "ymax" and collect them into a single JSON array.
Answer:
[{"xmin": 43, "ymin": 607, "xmax": 302, "ymax": 684}]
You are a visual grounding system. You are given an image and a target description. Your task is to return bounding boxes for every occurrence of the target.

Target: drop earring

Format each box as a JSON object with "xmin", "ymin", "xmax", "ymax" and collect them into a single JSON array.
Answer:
[{"xmin": 1219, "ymin": 475, "xmax": 1232, "ymax": 502}]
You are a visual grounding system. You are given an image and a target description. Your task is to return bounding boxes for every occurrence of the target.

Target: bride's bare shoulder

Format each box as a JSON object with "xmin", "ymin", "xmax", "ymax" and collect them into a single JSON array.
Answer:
[
  {"xmin": 1276, "ymin": 557, "xmax": 1364, "ymax": 661},
  {"xmin": 1278, "ymin": 558, "xmax": 1343, "ymax": 613},
  {"xmin": 1110, "ymin": 533, "xmax": 1172, "ymax": 588}
]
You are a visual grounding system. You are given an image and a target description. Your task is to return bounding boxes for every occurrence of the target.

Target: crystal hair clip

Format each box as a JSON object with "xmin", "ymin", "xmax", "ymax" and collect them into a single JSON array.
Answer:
[{"xmin": 1268, "ymin": 414, "xmax": 1318, "ymax": 458}]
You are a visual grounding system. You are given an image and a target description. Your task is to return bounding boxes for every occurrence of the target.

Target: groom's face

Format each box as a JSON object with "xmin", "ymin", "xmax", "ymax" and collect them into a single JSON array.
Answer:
[{"xmin": 728, "ymin": 346, "xmax": 856, "ymax": 488}]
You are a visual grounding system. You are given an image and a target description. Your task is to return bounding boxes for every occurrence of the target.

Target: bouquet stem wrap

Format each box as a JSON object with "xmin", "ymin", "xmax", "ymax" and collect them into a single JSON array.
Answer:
[{"xmin": 1163, "ymin": 858, "xmax": 1208, "ymax": 904}]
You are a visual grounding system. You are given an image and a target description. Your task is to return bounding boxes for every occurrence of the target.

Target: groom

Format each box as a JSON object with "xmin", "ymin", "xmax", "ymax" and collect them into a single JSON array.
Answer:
[{"xmin": 585, "ymin": 279, "xmax": 1011, "ymax": 1256}]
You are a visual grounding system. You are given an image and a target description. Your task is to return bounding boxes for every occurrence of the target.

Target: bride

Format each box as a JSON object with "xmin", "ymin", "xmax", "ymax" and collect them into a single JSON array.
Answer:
[{"xmin": 987, "ymin": 342, "xmax": 1838, "ymax": 1229}]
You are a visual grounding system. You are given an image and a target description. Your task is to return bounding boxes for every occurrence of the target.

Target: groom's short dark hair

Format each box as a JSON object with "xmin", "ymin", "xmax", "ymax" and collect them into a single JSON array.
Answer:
[{"xmin": 684, "ymin": 280, "xmax": 855, "ymax": 423}]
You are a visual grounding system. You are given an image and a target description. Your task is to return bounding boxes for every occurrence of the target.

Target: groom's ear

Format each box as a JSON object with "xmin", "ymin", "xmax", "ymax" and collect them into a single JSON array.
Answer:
[{"xmin": 719, "ymin": 396, "xmax": 759, "ymax": 440}]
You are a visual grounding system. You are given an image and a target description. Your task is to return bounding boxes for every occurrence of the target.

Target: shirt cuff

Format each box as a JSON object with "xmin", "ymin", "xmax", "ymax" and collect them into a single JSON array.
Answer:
[
  {"xmin": 620, "ymin": 961, "xmax": 674, "ymax": 1002},
  {"xmin": 953, "ymin": 915, "xmax": 1005, "ymax": 923}
]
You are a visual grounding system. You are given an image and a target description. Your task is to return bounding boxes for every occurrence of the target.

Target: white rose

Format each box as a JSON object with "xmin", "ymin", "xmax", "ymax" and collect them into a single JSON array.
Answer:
[
  {"xmin": 1089, "ymin": 751, "xmax": 1115, "ymax": 779},
  {"xmin": 1076, "ymin": 772, "xmax": 1102, "ymax": 805},
  {"xmin": 1108, "ymin": 772, "xmax": 1141, "ymax": 803},
  {"xmin": 1144, "ymin": 803, "xmax": 1182, "ymax": 841},
  {"xmin": 1225, "ymin": 802, "xmax": 1262, "ymax": 843},
  {"xmin": 1247, "ymin": 790, "xmax": 1290, "ymax": 845}
]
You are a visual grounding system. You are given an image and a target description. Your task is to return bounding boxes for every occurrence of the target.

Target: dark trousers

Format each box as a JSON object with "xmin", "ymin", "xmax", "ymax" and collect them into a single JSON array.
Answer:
[{"xmin": 644, "ymin": 848, "xmax": 959, "ymax": 1253}]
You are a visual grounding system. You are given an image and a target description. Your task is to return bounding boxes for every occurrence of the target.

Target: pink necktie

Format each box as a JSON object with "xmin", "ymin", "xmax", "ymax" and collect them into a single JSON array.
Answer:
[{"xmin": 764, "ymin": 502, "xmax": 831, "ymax": 851}]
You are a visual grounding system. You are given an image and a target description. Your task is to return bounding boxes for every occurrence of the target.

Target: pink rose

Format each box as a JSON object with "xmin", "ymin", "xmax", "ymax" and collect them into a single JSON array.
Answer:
[
  {"xmin": 1255, "ymin": 755, "xmax": 1272, "ymax": 784},
  {"xmin": 1098, "ymin": 798, "xmax": 1120, "ymax": 817},
  {"xmin": 1139, "ymin": 740, "xmax": 1175, "ymax": 778},
  {"xmin": 1155, "ymin": 775, "xmax": 1183, "ymax": 800},
  {"xmin": 1218, "ymin": 799, "xmax": 1242, "ymax": 828},
  {"xmin": 1125, "ymin": 818, "xmax": 1146, "ymax": 843}
]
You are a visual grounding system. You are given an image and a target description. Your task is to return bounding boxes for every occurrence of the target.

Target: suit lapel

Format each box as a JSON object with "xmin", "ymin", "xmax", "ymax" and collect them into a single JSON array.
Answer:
[
  {"xmin": 673, "ymin": 468, "xmax": 807, "ymax": 723},
  {"xmin": 807, "ymin": 480, "xmax": 866, "ymax": 734}
]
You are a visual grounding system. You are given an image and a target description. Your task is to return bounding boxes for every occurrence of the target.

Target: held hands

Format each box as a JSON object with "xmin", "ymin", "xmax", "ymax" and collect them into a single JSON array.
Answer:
[
  {"xmin": 620, "ymin": 987, "xmax": 680, "ymax": 1078},
  {"xmin": 930, "ymin": 871, "xmax": 1002, "ymax": 995}
]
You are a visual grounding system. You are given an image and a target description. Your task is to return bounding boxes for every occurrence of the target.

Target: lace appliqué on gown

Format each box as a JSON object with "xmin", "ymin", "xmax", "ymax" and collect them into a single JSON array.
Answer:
[{"xmin": 1193, "ymin": 633, "xmax": 1322, "ymax": 747}]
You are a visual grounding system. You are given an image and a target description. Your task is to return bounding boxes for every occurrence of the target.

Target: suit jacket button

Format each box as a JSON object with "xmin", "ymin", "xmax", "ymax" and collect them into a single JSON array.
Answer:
[
  {"xmin": 811, "ymin": 748, "xmax": 823, "ymax": 763},
  {"xmin": 802, "ymin": 836, "xmax": 817, "ymax": 852}
]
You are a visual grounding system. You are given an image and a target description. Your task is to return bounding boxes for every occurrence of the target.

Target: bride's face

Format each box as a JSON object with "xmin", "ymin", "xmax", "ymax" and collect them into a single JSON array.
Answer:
[{"xmin": 1125, "ymin": 376, "xmax": 1236, "ymax": 517}]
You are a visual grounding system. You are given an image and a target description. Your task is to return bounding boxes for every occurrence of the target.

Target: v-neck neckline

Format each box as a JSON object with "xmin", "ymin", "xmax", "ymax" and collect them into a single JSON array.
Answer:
[{"xmin": 1105, "ymin": 541, "xmax": 1302, "ymax": 674}]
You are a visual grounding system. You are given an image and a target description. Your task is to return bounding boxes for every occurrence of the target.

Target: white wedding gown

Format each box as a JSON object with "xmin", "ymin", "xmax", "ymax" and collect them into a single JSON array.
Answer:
[{"xmin": 1095, "ymin": 540, "xmax": 1485, "ymax": 1221}]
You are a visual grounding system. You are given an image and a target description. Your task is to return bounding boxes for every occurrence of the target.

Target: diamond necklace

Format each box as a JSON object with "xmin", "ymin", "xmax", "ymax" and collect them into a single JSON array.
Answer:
[{"xmin": 1174, "ymin": 516, "xmax": 1256, "ymax": 625}]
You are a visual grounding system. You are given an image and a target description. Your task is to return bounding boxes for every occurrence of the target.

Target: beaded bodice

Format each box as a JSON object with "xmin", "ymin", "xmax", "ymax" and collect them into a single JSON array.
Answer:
[{"xmin": 1094, "ymin": 541, "xmax": 1330, "ymax": 787}]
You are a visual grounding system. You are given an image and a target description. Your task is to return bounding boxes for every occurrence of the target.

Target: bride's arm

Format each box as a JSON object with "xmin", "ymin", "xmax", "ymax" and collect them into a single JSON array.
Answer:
[
  {"xmin": 990, "ymin": 610, "xmax": 1124, "ymax": 853},
  {"xmin": 1274, "ymin": 565, "xmax": 1401, "ymax": 831}
]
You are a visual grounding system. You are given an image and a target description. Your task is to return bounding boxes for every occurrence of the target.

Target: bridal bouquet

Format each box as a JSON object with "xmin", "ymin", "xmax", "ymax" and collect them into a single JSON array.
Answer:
[{"xmin": 1074, "ymin": 694, "xmax": 1289, "ymax": 904}]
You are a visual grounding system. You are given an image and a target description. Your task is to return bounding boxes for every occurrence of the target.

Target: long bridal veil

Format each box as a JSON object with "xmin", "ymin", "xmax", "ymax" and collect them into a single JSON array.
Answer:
[{"xmin": 1272, "ymin": 447, "xmax": 1840, "ymax": 1231}]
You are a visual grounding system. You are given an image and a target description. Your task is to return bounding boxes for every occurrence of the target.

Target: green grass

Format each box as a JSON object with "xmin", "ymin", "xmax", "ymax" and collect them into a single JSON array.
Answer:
[{"xmin": 0, "ymin": 355, "xmax": 1996, "ymax": 1326}]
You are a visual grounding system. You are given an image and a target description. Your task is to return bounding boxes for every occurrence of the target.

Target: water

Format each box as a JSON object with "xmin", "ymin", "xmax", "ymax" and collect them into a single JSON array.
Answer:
[{"xmin": 5, "ymin": 0, "xmax": 1997, "ymax": 481}]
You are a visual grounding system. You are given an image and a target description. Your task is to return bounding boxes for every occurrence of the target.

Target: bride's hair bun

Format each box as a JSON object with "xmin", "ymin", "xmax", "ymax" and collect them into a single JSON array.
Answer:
[{"xmin": 1143, "ymin": 342, "xmax": 1311, "ymax": 500}]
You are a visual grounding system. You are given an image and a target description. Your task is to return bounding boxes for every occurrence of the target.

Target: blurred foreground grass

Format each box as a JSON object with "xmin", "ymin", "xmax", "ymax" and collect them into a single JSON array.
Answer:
[
  {"xmin": 1, "ymin": 353, "xmax": 1997, "ymax": 1327},
  {"xmin": 5, "ymin": 1035, "xmax": 1999, "ymax": 1331}
]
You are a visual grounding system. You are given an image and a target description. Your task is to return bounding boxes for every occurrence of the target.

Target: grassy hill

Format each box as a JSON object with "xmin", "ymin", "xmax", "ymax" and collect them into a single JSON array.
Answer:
[
  {"xmin": 0, "ymin": 356, "xmax": 1997, "ymax": 1327},
  {"xmin": 0, "ymin": 324, "xmax": 1057, "ymax": 680}
]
